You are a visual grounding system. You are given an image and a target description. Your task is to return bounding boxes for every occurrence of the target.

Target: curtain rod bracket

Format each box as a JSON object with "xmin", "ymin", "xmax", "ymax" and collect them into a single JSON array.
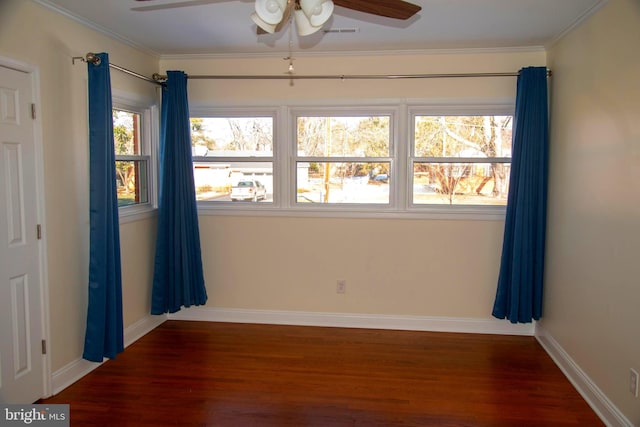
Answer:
[
  {"xmin": 73, "ymin": 53, "xmax": 101, "ymax": 66},
  {"xmin": 85, "ymin": 52, "xmax": 101, "ymax": 66},
  {"xmin": 73, "ymin": 52, "xmax": 163, "ymax": 86}
]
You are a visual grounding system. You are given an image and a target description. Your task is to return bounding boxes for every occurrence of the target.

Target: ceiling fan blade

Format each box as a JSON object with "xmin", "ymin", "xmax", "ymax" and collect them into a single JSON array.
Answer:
[
  {"xmin": 131, "ymin": 0, "xmax": 229, "ymax": 12},
  {"xmin": 333, "ymin": 0, "xmax": 421, "ymax": 20},
  {"xmin": 274, "ymin": 2, "xmax": 293, "ymax": 32}
]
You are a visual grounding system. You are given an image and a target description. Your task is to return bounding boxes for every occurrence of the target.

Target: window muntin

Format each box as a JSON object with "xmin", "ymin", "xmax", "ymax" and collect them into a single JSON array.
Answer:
[
  {"xmin": 295, "ymin": 115, "xmax": 392, "ymax": 205},
  {"xmin": 191, "ymin": 117, "xmax": 274, "ymax": 203},
  {"xmin": 412, "ymin": 115, "xmax": 512, "ymax": 206},
  {"xmin": 113, "ymin": 109, "xmax": 151, "ymax": 207}
]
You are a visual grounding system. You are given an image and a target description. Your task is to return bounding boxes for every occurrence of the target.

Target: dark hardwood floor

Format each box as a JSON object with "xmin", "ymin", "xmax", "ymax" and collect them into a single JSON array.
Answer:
[{"xmin": 40, "ymin": 321, "xmax": 603, "ymax": 426}]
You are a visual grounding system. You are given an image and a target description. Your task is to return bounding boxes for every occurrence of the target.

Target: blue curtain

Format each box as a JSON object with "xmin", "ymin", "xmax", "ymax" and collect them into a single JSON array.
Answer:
[
  {"xmin": 492, "ymin": 66, "xmax": 549, "ymax": 324},
  {"xmin": 83, "ymin": 53, "xmax": 124, "ymax": 362},
  {"xmin": 151, "ymin": 71, "xmax": 207, "ymax": 314}
]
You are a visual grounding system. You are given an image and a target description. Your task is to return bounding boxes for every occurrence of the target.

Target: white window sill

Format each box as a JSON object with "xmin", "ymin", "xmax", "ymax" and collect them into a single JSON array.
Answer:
[
  {"xmin": 119, "ymin": 206, "xmax": 157, "ymax": 224},
  {"xmin": 196, "ymin": 203, "xmax": 506, "ymax": 221}
]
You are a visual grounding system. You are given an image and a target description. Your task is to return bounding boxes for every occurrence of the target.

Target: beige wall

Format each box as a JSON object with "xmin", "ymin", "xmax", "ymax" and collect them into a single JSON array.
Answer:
[
  {"xmin": 161, "ymin": 49, "xmax": 546, "ymax": 318},
  {"xmin": 0, "ymin": 0, "xmax": 159, "ymax": 372},
  {"xmin": 162, "ymin": 50, "xmax": 545, "ymax": 103},
  {"xmin": 199, "ymin": 216, "xmax": 506, "ymax": 317},
  {"xmin": 544, "ymin": 0, "xmax": 640, "ymax": 422}
]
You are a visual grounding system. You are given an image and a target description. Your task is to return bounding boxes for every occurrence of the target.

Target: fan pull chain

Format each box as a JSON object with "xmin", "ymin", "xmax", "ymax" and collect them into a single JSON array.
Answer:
[{"xmin": 284, "ymin": 14, "xmax": 295, "ymax": 86}]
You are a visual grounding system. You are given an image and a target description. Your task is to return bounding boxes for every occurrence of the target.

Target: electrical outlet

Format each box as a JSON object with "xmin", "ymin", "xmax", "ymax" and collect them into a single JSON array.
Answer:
[
  {"xmin": 630, "ymin": 369, "xmax": 639, "ymax": 398},
  {"xmin": 336, "ymin": 279, "xmax": 346, "ymax": 294}
]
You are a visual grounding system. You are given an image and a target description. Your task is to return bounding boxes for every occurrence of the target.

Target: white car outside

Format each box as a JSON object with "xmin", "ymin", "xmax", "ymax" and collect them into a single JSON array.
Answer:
[{"xmin": 230, "ymin": 179, "xmax": 267, "ymax": 202}]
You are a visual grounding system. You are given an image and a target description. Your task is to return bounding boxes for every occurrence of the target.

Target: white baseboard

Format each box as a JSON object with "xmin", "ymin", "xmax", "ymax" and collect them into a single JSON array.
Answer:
[
  {"xmin": 50, "ymin": 314, "xmax": 166, "ymax": 396},
  {"xmin": 122, "ymin": 314, "xmax": 167, "ymax": 348},
  {"xmin": 167, "ymin": 307, "xmax": 535, "ymax": 336},
  {"xmin": 535, "ymin": 324, "xmax": 633, "ymax": 427}
]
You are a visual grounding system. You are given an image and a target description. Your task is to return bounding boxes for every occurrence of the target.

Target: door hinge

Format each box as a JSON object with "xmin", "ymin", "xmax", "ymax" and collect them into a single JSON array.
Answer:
[
  {"xmin": 31, "ymin": 103, "xmax": 36, "ymax": 120},
  {"xmin": 36, "ymin": 224, "xmax": 42, "ymax": 240},
  {"xmin": 41, "ymin": 339, "xmax": 47, "ymax": 355}
]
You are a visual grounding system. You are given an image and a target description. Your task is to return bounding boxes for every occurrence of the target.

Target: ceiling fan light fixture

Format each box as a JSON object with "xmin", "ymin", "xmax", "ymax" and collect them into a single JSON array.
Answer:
[
  {"xmin": 254, "ymin": 0, "xmax": 287, "ymax": 25},
  {"xmin": 294, "ymin": 9, "xmax": 322, "ymax": 36},
  {"xmin": 251, "ymin": 12, "xmax": 277, "ymax": 33},
  {"xmin": 299, "ymin": 0, "xmax": 334, "ymax": 26}
]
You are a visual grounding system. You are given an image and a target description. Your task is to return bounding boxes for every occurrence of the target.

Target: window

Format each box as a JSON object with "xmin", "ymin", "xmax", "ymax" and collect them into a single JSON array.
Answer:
[
  {"xmin": 294, "ymin": 114, "xmax": 392, "ymax": 205},
  {"xmin": 411, "ymin": 114, "xmax": 512, "ymax": 206},
  {"xmin": 190, "ymin": 116, "xmax": 274, "ymax": 203},
  {"xmin": 113, "ymin": 109, "xmax": 149, "ymax": 206},
  {"xmin": 112, "ymin": 94, "xmax": 157, "ymax": 218},
  {"xmin": 191, "ymin": 103, "xmax": 513, "ymax": 217}
]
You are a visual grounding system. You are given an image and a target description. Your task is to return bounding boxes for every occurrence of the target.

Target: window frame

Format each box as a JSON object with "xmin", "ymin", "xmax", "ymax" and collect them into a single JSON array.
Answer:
[
  {"xmin": 189, "ymin": 107, "xmax": 279, "ymax": 208},
  {"xmin": 112, "ymin": 92, "xmax": 159, "ymax": 222},
  {"xmin": 290, "ymin": 106, "xmax": 399, "ymax": 209},
  {"xmin": 407, "ymin": 103, "xmax": 514, "ymax": 216},
  {"xmin": 190, "ymin": 101, "xmax": 514, "ymax": 220}
]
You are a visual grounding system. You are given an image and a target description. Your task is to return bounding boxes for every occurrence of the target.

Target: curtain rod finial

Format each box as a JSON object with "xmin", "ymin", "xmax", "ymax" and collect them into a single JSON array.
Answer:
[{"xmin": 85, "ymin": 52, "xmax": 101, "ymax": 65}]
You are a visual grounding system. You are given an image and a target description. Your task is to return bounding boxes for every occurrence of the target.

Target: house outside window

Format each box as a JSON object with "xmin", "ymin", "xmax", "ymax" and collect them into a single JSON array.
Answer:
[{"xmin": 190, "ymin": 115, "xmax": 274, "ymax": 203}]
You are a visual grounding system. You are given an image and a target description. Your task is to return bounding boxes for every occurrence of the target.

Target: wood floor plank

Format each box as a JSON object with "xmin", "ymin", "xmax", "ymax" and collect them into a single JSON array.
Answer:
[{"xmin": 40, "ymin": 321, "xmax": 604, "ymax": 426}]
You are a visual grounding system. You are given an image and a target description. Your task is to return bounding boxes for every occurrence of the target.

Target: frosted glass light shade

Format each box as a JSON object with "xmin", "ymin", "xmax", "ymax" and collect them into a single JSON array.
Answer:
[
  {"xmin": 294, "ymin": 10, "xmax": 322, "ymax": 36},
  {"xmin": 251, "ymin": 12, "xmax": 277, "ymax": 33},
  {"xmin": 254, "ymin": 0, "xmax": 287, "ymax": 25},
  {"xmin": 299, "ymin": 0, "xmax": 334, "ymax": 26}
]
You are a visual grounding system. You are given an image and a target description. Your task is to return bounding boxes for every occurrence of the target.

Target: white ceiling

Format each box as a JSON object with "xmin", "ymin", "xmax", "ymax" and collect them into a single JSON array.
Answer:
[{"xmin": 36, "ymin": 0, "xmax": 606, "ymax": 56}]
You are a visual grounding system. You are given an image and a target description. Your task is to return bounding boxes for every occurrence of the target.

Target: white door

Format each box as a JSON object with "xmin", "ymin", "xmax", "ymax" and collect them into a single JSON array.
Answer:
[{"xmin": 0, "ymin": 65, "xmax": 44, "ymax": 403}]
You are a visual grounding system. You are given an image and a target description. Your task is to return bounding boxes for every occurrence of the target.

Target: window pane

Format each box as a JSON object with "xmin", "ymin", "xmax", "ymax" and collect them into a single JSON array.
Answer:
[
  {"xmin": 412, "ymin": 162, "xmax": 510, "ymax": 205},
  {"xmin": 115, "ymin": 160, "xmax": 148, "ymax": 206},
  {"xmin": 113, "ymin": 110, "xmax": 141, "ymax": 155},
  {"xmin": 193, "ymin": 161, "xmax": 273, "ymax": 202},
  {"xmin": 191, "ymin": 117, "xmax": 273, "ymax": 156},
  {"xmin": 297, "ymin": 116, "xmax": 390, "ymax": 157},
  {"xmin": 414, "ymin": 116, "xmax": 512, "ymax": 158},
  {"xmin": 297, "ymin": 162, "xmax": 390, "ymax": 204}
]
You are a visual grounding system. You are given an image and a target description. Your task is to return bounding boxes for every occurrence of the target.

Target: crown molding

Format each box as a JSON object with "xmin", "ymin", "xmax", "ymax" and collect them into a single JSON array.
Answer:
[
  {"xmin": 546, "ymin": 0, "xmax": 609, "ymax": 49},
  {"xmin": 159, "ymin": 45, "xmax": 546, "ymax": 61},
  {"xmin": 32, "ymin": 0, "xmax": 161, "ymax": 59}
]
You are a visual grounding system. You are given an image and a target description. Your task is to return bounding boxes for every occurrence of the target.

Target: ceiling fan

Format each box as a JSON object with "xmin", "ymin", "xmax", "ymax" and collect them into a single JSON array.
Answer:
[{"xmin": 133, "ymin": 0, "xmax": 421, "ymax": 36}]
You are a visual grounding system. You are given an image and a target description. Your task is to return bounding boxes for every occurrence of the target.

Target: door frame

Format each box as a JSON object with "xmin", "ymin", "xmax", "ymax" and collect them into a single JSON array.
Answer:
[{"xmin": 0, "ymin": 55, "xmax": 51, "ymax": 399}]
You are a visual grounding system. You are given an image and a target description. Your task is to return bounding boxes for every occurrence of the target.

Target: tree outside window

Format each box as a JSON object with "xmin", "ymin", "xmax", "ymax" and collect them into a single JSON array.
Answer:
[
  {"xmin": 295, "ymin": 115, "xmax": 391, "ymax": 204},
  {"xmin": 113, "ymin": 109, "xmax": 149, "ymax": 207},
  {"xmin": 413, "ymin": 115, "xmax": 512, "ymax": 206}
]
